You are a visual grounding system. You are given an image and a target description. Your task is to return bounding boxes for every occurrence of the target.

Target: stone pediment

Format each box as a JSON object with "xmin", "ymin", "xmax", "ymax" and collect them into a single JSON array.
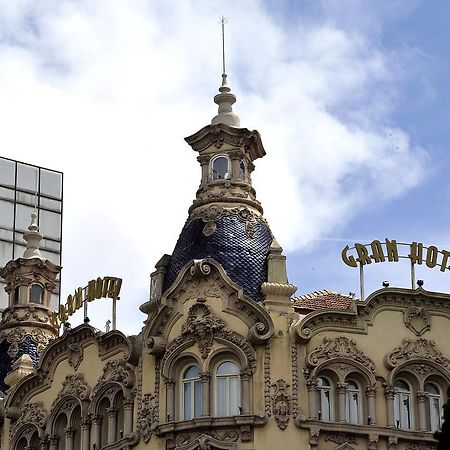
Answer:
[{"xmin": 144, "ymin": 259, "xmax": 274, "ymax": 357}]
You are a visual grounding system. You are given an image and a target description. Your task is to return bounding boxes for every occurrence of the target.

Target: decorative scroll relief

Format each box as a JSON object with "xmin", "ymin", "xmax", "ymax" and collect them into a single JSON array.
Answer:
[
  {"xmin": 406, "ymin": 443, "xmax": 437, "ymax": 450},
  {"xmin": 10, "ymin": 402, "xmax": 48, "ymax": 438},
  {"xmin": 190, "ymin": 205, "xmax": 261, "ymax": 238},
  {"xmin": 99, "ymin": 359, "xmax": 135, "ymax": 387},
  {"xmin": 172, "ymin": 431, "xmax": 239, "ymax": 450},
  {"xmin": 404, "ymin": 306, "xmax": 431, "ymax": 336},
  {"xmin": 54, "ymin": 374, "xmax": 91, "ymax": 404},
  {"xmin": 385, "ymin": 338, "xmax": 449, "ymax": 369},
  {"xmin": 325, "ymin": 434, "xmax": 356, "ymax": 445},
  {"xmin": 307, "ymin": 336, "xmax": 376, "ymax": 372},
  {"xmin": 162, "ymin": 298, "xmax": 256, "ymax": 373},
  {"xmin": 4, "ymin": 327, "xmax": 54, "ymax": 358},
  {"xmin": 182, "ymin": 299, "xmax": 226, "ymax": 359},
  {"xmin": 272, "ymin": 379, "xmax": 291, "ymax": 430}
]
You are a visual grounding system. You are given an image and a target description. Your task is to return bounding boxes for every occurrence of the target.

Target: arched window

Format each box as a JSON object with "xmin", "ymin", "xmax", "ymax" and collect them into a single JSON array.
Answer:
[
  {"xmin": 54, "ymin": 413, "xmax": 67, "ymax": 450},
  {"xmin": 211, "ymin": 156, "xmax": 231, "ymax": 180},
  {"xmin": 29, "ymin": 431, "xmax": 40, "ymax": 450},
  {"xmin": 425, "ymin": 382, "xmax": 442, "ymax": 432},
  {"xmin": 13, "ymin": 286, "xmax": 19, "ymax": 305},
  {"xmin": 394, "ymin": 379, "xmax": 413, "ymax": 429},
  {"xmin": 15, "ymin": 437, "xmax": 28, "ymax": 450},
  {"xmin": 30, "ymin": 283, "xmax": 44, "ymax": 304},
  {"xmin": 239, "ymin": 160, "xmax": 246, "ymax": 180},
  {"xmin": 316, "ymin": 377, "xmax": 333, "ymax": 421},
  {"xmin": 345, "ymin": 380, "xmax": 361, "ymax": 424},
  {"xmin": 215, "ymin": 361, "xmax": 240, "ymax": 416},
  {"xmin": 182, "ymin": 365, "xmax": 201, "ymax": 420}
]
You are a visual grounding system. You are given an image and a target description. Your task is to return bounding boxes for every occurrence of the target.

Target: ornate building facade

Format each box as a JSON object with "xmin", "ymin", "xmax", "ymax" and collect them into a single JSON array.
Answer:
[{"xmin": 0, "ymin": 74, "xmax": 448, "ymax": 450}]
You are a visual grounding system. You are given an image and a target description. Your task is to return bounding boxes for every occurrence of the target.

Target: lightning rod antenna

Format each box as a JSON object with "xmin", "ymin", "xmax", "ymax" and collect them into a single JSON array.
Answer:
[{"xmin": 220, "ymin": 16, "xmax": 228, "ymax": 77}]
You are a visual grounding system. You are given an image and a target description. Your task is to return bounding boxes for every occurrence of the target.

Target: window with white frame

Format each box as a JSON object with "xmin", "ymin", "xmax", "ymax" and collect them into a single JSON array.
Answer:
[
  {"xmin": 345, "ymin": 380, "xmax": 362, "ymax": 424},
  {"xmin": 215, "ymin": 361, "xmax": 240, "ymax": 417},
  {"xmin": 211, "ymin": 156, "xmax": 231, "ymax": 180},
  {"xmin": 182, "ymin": 365, "xmax": 202, "ymax": 420},
  {"xmin": 316, "ymin": 377, "xmax": 333, "ymax": 421},
  {"xmin": 394, "ymin": 379, "xmax": 413, "ymax": 429},
  {"xmin": 425, "ymin": 382, "xmax": 442, "ymax": 432}
]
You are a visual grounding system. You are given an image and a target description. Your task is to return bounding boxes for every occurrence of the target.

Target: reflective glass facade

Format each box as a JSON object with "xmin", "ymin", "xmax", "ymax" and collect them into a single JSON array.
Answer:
[{"xmin": 0, "ymin": 156, "xmax": 63, "ymax": 315}]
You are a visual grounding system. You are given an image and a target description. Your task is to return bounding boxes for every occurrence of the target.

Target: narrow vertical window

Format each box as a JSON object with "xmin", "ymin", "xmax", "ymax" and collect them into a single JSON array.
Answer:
[
  {"xmin": 30, "ymin": 284, "xmax": 44, "ymax": 304},
  {"xmin": 215, "ymin": 361, "xmax": 240, "ymax": 416},
  {"xmin": 394, "ymin": 380, "xmax": 412, "ymax": 429},
  {"xmin": 345, "ymin": 380, "xmax": 361, "ymax": 424},
  {"xmin": 425, "ymin": 382, "xmax": 442, "ymax": 432},
  {"xmin": 182, "ymin": 365, "xmax": 201, "ymax": 420},
  {"xmin": 316, "ymin": 377, "xmax": 333, "ymax": 421},
  {"xmin": 239, "ymin": 160, "xmax": 246, "ymax": 180},
  {"xmin": 211, "ymin": 156, "xmax": 230, "ymax": 180}
]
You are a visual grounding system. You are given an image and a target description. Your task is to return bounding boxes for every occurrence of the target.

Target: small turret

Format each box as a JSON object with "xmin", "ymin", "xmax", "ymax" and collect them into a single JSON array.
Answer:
[{"xmin": 0, "ymin": 213, "xmax": 60, "ymax": 391}]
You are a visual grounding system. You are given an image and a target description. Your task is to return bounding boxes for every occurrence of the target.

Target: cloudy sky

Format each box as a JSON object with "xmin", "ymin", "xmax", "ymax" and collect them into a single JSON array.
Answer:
[{"xmin": 1, "ymin": 0, "xmax": 449, "ymax": 334}]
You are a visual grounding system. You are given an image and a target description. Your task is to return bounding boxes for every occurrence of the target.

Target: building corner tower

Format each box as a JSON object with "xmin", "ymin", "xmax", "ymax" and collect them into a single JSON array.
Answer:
[{"xmin": 0, "ymin": 212, "xmax": 60, "ymax": 392}]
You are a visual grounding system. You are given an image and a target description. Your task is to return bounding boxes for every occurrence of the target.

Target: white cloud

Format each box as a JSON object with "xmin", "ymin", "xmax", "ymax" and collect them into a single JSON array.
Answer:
[{"xmin": 0, "ymin": 0, "xmax": 428, "ymax": 333}]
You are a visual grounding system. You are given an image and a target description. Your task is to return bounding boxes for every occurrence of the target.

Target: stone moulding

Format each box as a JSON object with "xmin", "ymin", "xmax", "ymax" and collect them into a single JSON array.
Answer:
[
  {"xmin": 261, "ymin": 282, "xmax": 297, "ymax": 298},
  {"xmin": 271, "ymin": 379, "xmax": 291, "ymax": 430},
  {"xmin": 307, "ymin": 336, "xmax": 376, "ymax": 373},
  {"xmin": 385, "ymin": 338, "xmax": 449, "ymax": 370},
  {"xmin": 9, "ymin": 402, "xmax": 48, "ymax": 441},
  {"xmin": 294, "ymin": 287, "xmax": 450, "ymax": 342},
  {"xmin": 404, "ymin": 306, "xmax": 431, "ymax": 336}
]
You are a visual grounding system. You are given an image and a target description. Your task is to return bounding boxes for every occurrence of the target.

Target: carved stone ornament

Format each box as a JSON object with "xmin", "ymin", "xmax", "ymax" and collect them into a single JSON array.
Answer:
[
  {"xmin": 98, "ymin": 359, "xmax": 135, "ymax": 387},
  {"xmin": 67, "ymin": 342, "xmax": 83, "ymax": 370},
  {"xmin": 181, "ymin": 299, "xmax": 225, "ymax": 359},
  {"xmin": 404, "ymin": 306, "xmax": 431, "ymax": 336},
  {"xmin": 271, "ymin": 379, "xmax": 291, "ymax": 430},
  {"xmin": 386, "ymin": 338, "xmax": 449, "ymax": 369},
  {"xmin": 5, "ymin": 327, "xmax": 54, "ymax": 358},
  {"xmin": 307, "ymin": 336, "xmax": 376, "ymax": 372},
  {"xmin": 173, "ymin": 431, "xmax": 239, "ymax": 450},
  {"xmin": 10, "ymin": 402, "xmax": 48, "ymax": 437},
  {"xmin": 162, "ymin": 298, "xmax": 256, "ymax": 374},
  {"xmin": 55, "ymin": 374, "xmax": 90, "ymax": 403},
  {"xmin": 189, "ymin": 205, "xmax": 260, "ymax": 238},
  {"xmin": 406, "ymin": 443, "xmax": 437, "ymax": 450},
  {"xmin": 325, "ymin": 433, "xmax": 356, "ymax": 445}
]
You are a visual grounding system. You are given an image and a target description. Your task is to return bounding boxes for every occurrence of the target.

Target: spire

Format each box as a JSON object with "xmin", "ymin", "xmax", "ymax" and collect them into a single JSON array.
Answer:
[
  {"xmin": 23, "ymin": 212, "xmax": 43, "ymax": 259},
  {"xmin": 211, "ymin": 17, "xmax": 240, "ymax": 128}
]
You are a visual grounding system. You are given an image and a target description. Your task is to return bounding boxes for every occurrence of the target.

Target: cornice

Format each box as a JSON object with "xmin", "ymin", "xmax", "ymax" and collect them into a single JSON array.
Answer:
[
  {"xmin": 294, "ymin": 287, "xmax": 450, "ymax": 342},
  {"xmin": 184, "ymin": 123, "xmax": 265, "ymax": 161}
]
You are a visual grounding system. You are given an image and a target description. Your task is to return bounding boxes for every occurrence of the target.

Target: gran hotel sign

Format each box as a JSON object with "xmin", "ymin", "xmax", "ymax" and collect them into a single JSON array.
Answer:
[
  {"xmin": 341, "ymin": 239, "xmax": 450, "ymax": 301},
  {"xmin": 342, "ymin": 239, "xmax": 450, "ymax": 271}
]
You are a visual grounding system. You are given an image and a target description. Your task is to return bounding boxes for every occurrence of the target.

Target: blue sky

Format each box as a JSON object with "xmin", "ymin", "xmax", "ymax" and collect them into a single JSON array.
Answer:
[{"xmin": 0, "ymin": 0, "xmax": 449, "ymax": 332}]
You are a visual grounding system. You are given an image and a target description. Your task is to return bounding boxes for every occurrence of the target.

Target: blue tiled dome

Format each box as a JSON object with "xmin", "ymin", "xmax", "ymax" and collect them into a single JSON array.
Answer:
[{"xmin": 163, "ymin": 214, "xmax": 273, "ymax": 300}]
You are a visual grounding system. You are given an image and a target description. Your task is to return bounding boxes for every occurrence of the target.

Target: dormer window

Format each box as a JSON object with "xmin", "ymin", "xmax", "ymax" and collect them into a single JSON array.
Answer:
[
  {"xmin": 30, "ymin": 283, "xmax": 44, "ymax": 304},
  {"xmin": 211, "ymin": 155, "xmax": 231, "ymax": 180}
]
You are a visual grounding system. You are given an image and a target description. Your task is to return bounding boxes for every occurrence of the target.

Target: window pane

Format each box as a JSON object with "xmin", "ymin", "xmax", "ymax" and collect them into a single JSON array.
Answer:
[
  {"xmin": 40, "ymin": 169, "xmax": 62, "ymax": 199},
  {"xmin": 322, "ymin": 390, "xmax": 331, "ymax": 421},
  {"xmin": 184, "ymin": 365, "xmax": 199, "ymax": 379},
  {"xmin": 194, "ymin": 380, "xmax": 202, "ymax": 417},
  {"xmin": 39, "ymin": 209, "xmax": 61, "ymax": 240},
  {"xmin": 212, "ymin": 157, "xmax": 229, "ymax": 180},
  {"xmin": 184, "ymin": 382, "xmax": 192, "ymax": 420},
  {"xmin": 217, "ymin": 361, "xmax": 238, "ymax": 375},
  {"xmin": 17, "ymin": 163, "xmax": 39, "ymax": 192},
  {"xmin": 217, "ymin": 378, "xmax": 227, "ymax": 416},
  {"xmin": 230, "ymin": 377, "xmax": 239, "ymax": 415},
  {"xmin": 0, "ymin": 158, "xmax": 15, "ymax": 187}
]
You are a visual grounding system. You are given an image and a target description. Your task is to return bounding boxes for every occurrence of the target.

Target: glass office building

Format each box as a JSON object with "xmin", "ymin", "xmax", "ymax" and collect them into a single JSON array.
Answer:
[{"xmin": 0, "ymin": 156, "xmax": 63, "ymax": 316}]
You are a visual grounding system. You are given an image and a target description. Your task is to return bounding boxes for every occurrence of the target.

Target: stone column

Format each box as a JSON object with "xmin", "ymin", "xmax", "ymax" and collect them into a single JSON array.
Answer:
[
  {"xmin": 197, "ymin": 155, "xmax": 211, "ymax": 184},
  {"xmin": 240, "ymin": 370, "xmax": 251, "ymax": 414},
  {"xmin": 166, "ymin": 378, "xmax": 176, "ymax": 421},
  {"xmin": 81, "ymin": 418, "xmax": 91, "ymax": 450},
  {"xmin": 337, "ymin": 382, "xmax": 348, "ymax": 422},
  {"xmin": 64, "ymin": 428, "xmax": 75, "ymax": 450},
  {"xmin": 307, "ymin": 380, "xmax": 317, "ymax": 419},
  {"xmin": 366, "ymin": 386, "xmax": 377, "ymax": 425},
  {"xmin": 39, "ymin": 436, "xmax": 50, "ymax": 450},
  {"xmin": 416, "ymin": 392, "xmax": 428, "ymax": 431},
  {"xmin": 199, "ymin": 372, "xmax": 211, "ymax": 416},
  {"xmin": 107, "ymin": 407, "xmax": 118, "ymax": 443},
  {"xmin": 229, "ymin": 150, "xmax": 243, "ymax": 181},
  {"xmin": 91, "ymin": 414, "xmax": 103, "ymax": 448},
  {"xmin": 123, "ymin": 399, "xmax": 134, "ymax": 435},
  {"xmin": 384, "ymin": 386, "xmax": 395, "ymax": 427},
  {"xmin": 49, "ymin": 435, "xmax": 59, "ymax": 450}
]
